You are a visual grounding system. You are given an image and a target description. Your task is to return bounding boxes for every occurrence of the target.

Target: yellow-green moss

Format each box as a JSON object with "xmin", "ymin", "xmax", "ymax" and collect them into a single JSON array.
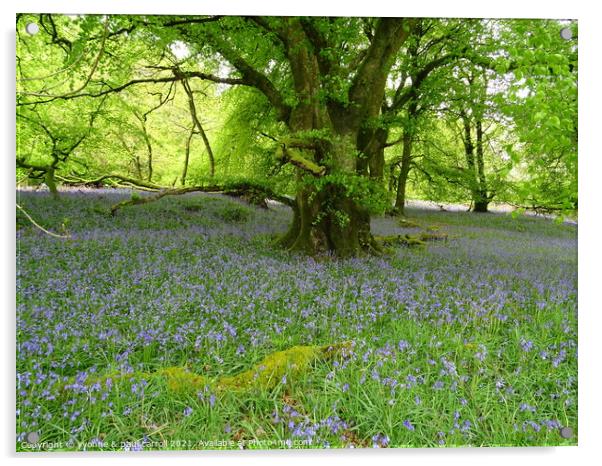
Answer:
[
  {"xmin": 375, "ymin": 234, "xmax": 426, "ymax": 247},
  {"xmin": 375, "ymin": 232, "xmax": 449, "ymax": 247},
  {"xmin": 397, "ymin": 218, "xmax": 422, "ymax": 229},
  {"xmin": 217, "ymin": 345, "xmax": 320, "ymax": 391},
  {"xmin": 60, "ymin": 343, "xmax": 352, "ymax": 396},
  {"xmin": 155, "ymin": 366, "xmax": 210, "ymax": 393}
]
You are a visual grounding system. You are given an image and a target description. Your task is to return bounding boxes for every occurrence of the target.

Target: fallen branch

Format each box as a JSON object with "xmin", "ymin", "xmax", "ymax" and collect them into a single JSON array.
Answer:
[
  {"xmin": 16, "ymin": 203, "xmax": 71, "ymax": 239},
  {"xmin": 108, "ymin": 181, "xmax": 296, "ymax": 215},
  {"xmin": 60, "ymin": 173, "xmax": 164, "ymax": 190},
  {"xmin": 55, "ymin": 172, "xmax": 296, "ymax": 213}
]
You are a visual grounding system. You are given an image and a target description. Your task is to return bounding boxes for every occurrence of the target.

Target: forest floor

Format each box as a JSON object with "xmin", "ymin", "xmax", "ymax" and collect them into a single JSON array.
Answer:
[
  {"xmin": 16, "ymin": 189, "xmax": 577, "ymax": 450},
  {"xmin": 403, "ymin": 199, "xmax": 578, "ymax": 224}
]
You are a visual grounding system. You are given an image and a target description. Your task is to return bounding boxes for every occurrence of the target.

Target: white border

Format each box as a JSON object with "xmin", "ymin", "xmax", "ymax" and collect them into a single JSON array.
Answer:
[{"xmin": 3, "ymin": 1, "xmax": 600, "ymax": 465}]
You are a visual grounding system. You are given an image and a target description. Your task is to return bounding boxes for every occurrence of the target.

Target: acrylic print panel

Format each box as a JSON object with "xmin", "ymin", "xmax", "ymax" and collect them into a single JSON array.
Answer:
[{"xmin": 15, "ymin": 14, "xmax": 577, "ymax": 451}]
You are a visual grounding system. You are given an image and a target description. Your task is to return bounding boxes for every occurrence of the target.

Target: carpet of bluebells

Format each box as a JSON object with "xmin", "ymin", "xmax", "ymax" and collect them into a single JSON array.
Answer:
[{"xmin": 16, "ymin": 189, "xmax": 577, "ymax": 450}]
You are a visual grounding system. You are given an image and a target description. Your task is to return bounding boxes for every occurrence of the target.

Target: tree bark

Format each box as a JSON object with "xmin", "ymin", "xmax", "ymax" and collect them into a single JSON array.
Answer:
[
  {"xmin": 266, "ymin": 19, "xmax": 373, "ymax": 256},
  {"xmin": 144, "ymin": 127, "xmax": 153, "ymax": 182},
  {"xmin": 109, "ymin": 179, "xmax": 296, "ymax": 215},
  {"xmin": 366, "ymin": 127, "xmax": 388, "ymax": 180}
]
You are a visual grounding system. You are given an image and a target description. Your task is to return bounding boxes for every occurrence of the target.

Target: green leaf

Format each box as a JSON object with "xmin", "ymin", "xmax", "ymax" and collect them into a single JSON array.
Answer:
[
  {"xmin": 549, "ymin": 115, "xmax": 561, "ymax": 128},
  {"xmin": 533, "ymin": 112, "xmax": 546, "ymax": 122}
]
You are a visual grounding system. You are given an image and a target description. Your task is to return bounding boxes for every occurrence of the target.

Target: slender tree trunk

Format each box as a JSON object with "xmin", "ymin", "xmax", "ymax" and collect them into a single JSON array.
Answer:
[
  {"xmin": 135, "ymin": 156, "xmax": 143, "ymax": 180},
  {"xmin": 118, "ymin": 135, "xmax": 143, "ymax": 179},
  {"xmin": 181, "ymin": 79, "xmax": 215, "ymax": 177},
  {"xmin": 388, "ymin": 163, "xmax": 397, "ymax": 193},
  {"xmin": 139, "ymin": 121, "xmax": 153, "ymax": 182},
  {"xmin": 393, "ymin": 100, "xmax": 419, "ymax": 215},
  {"xmin": 473, "ymin": 119, "xmax": 489, "ymax": 212},
  {"xmin": 394, "ymin": 131, "xmax": 413, "ymax": 215},
  {"xmin": 133, "ymin": 111, "xmax": 154, "ymax": 182},
  {"xmin": 197, "ymin": 125, "xmax": 215, "ymax": 178},
  {"xmin": 181, "ymin": 128, "xmax": 194, "ymax": 186}
]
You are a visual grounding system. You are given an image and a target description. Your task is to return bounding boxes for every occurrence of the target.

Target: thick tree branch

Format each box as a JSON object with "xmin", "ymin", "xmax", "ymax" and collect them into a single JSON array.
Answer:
[
  {"xmin": 16, "ymin": 157, "xmax": 50, "ymax": 172},
  {"xmin": 348, "ymin": 18, "xmax": 414, "ymax": 127},
  {"xmin": 246, "ymin": 17, "xmax": 289, "ymax": 46},
  {"xmin": 208, "ymin": 36, "xmax": 292, "ymax": 122},
  {"xmin": 275, "ymin": 144, "xmax": 326, "ymax": 177},
  {"xmin": 66, "ymin": 173, "xmax": 163, "ymax": 190},
  {"xmin": 38, "ymin": 14, "xmax": 72, "ymax": 53},
  {"xmin": 108, "ymin": 181, "xmax": 296, "ymax": 214},
  {"xmin": 162, "ymin": 16, "xmax": 292, "ymax": 123},
  {"xmin": 298, "ymin": 18, "xmax": 335, "ymax": 77},
  {"xmin": 57, "ymin": 173, "xmax": 296, "ymax": 211},
  {"xmin": 391, "ymin": 53, "xmax": 458, "ymax": 112},
  {"xmin": 163, "ymin": 16, "xmax": 224, "ymax": 27}
]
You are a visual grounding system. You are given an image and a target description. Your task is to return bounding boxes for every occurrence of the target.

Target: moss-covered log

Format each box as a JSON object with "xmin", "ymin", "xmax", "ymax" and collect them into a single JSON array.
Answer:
[
  {"xmin": 397, "ymin": 218, "xmax": 422, "ymax": 229},
  {"xmin": 60, "ymin": 343, "xmax": 352, "ymax": 396},
  {"xmin": 375, "ymin": 234, "xmax": 426, "ymax": 247},
  {"xmin": 418, "ymin": 231, "xmax": 448, "ymax": 241},
  {"xmin": 375, "ymin": 231, "xmax": 448, "ymax": 247}
]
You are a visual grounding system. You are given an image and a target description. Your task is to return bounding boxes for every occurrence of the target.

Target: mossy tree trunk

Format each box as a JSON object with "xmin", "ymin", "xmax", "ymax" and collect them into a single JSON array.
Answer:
[
  {"xmin": 268, "ymin": 19, "xmax": 410, "ymax": 256},
  {"xmin": 473, "ymin": 119, "xmax": 490, "ymax": 212},
  {"xmin": 278, "ymin": 154, "xmax": 378, "ymax": 257},
  {"xmin": 461, "ymin": 110, "xmax": 490, "ymax": 213},
  {"xmin": 393, "ymin": 99, "xmax": 420, "ymax": 216}
]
